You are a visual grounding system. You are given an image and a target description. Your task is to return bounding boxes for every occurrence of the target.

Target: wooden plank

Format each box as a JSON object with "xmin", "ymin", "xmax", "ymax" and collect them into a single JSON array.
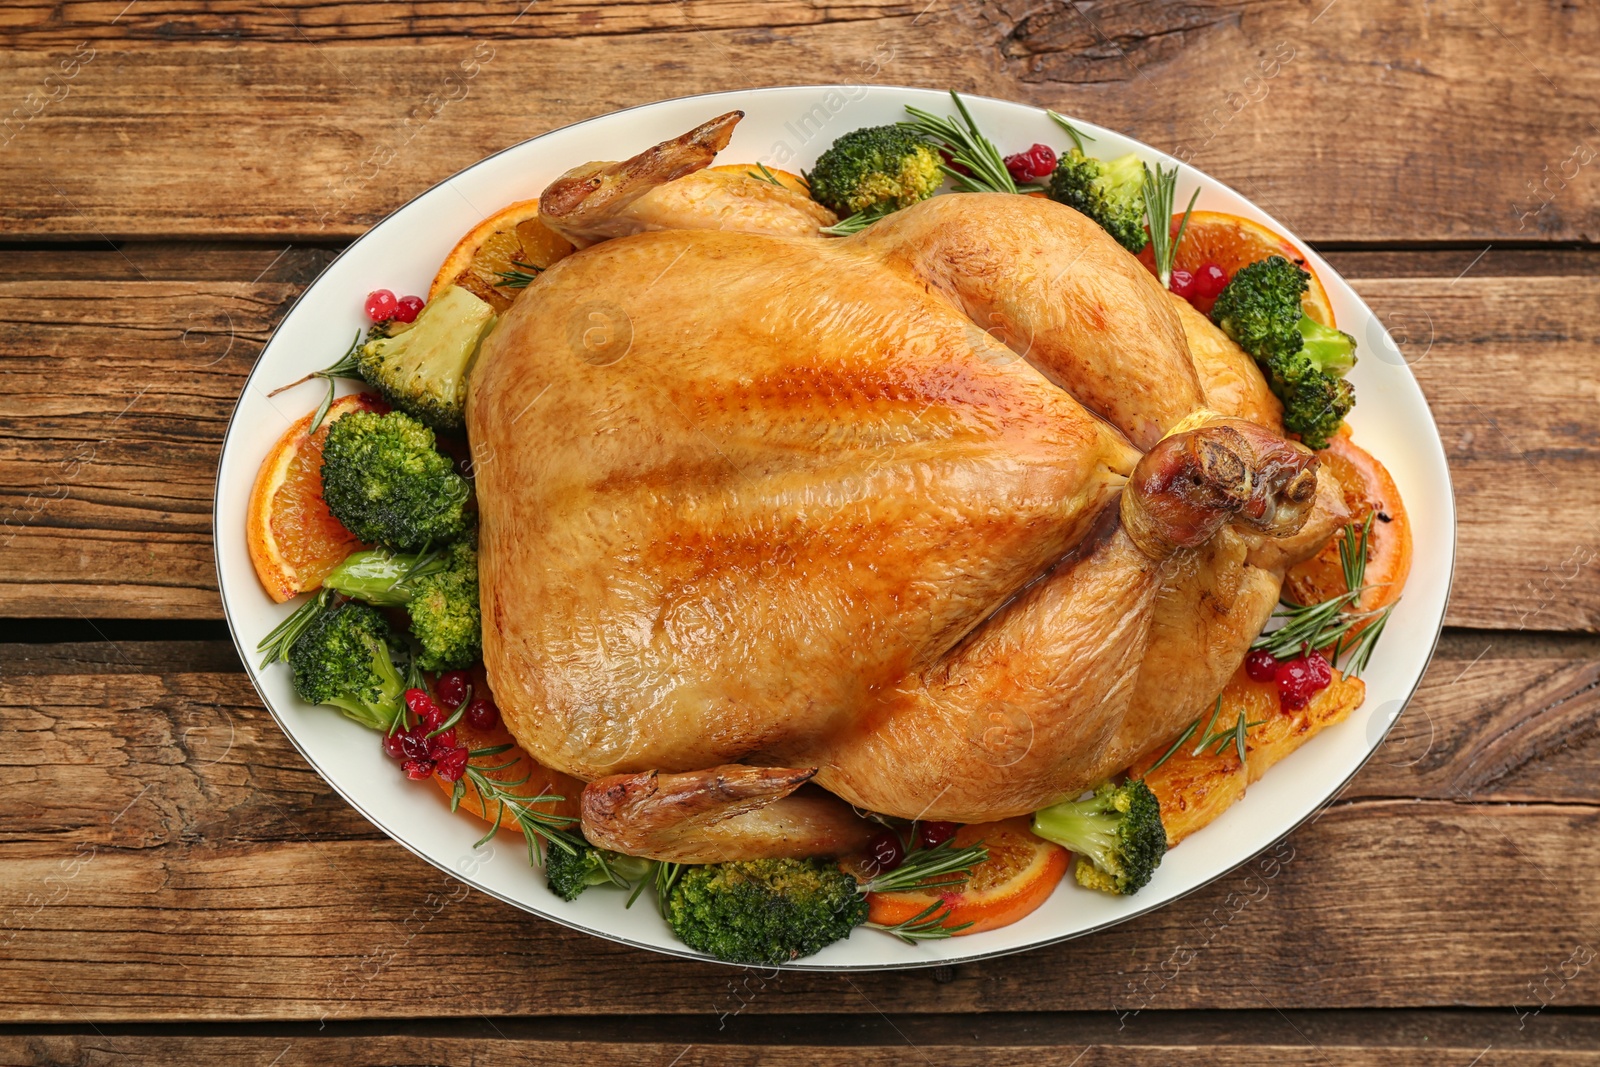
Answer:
[
  {"xmin": 0, "ymin": 0, "xmax": 924, "ymax": 44},
  {"xmin": 3, "ymin": 268, "xmax": 1598, "ymax": 627},
  {"xmin": 0, "ymin": 1030, "xmax": 1593, "ymax": 1067},
  {"xmin": 1, "ymin": 1, "xmax": 1597, "ymax": 242},
  {"xmin": 1, "ymin": 801, "xmax": 1595, "ymax": 1020}
]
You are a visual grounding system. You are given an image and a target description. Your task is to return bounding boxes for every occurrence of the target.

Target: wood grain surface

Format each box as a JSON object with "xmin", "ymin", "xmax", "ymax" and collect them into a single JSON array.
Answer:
[
  {"xmin": 2, "ymin": 0, "xmax": 1597, "ymax": 1061},
  {"xmin": 0, "ymin": 1, "xmax": 1596, "ymax": 242}
]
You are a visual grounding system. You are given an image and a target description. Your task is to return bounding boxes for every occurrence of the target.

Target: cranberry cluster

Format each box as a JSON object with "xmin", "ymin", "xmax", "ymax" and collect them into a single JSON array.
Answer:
[
  {"xmin": 864, "ymin": 820, "xmax": 959, "ymax": 874},
  {"xmin": 1244, "ymin": 648, "xmax": 1334, "ymax": 710},
  {"xmin": 1169, "ymin": 262, "xmax": 1230, "ymax": 307},
  {"xmin": 380, "ymin": 670, "xmax": 500, "ymax": 784},
  {"xmin": 1003, "ymin": 142, "xmax": 1058, "ymax": 184},
  {"xmin": 365, "ymin": 288, "xmax": 425, "ymax": 325}
]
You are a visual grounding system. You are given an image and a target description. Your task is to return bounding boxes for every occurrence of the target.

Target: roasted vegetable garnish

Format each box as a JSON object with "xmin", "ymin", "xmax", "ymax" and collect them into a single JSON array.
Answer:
[
  {"xmin": 1211, "ymin": 255, "xmax": 1358, "ymax": 448},
  {"xmin": 355, "ymin": 284, "xmax": 497, "ymax": 434},
  {"xmin": 1031, "ymin": 780, "xmax": 1167, "ymax": 896},
  {"xmin": 320, "ymin": 409, "xmax": 471, "ymax": 552}
]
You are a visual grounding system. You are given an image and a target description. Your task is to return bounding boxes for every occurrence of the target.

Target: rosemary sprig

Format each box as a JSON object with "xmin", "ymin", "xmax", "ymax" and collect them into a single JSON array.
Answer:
[
  {"xmin": 859, "ymin": 837, "xmax": 988, "ymax": 895},
  {"xmin": 747, "ymin": 162, "xmax": 785, "ymax": 188},
  {"xmin": 1142, "ymin": 161, "xmax": 1199, "ymax": 290},
  {"xmin": 634, "ymin": 860, "xmax": 683, "ymax": 915},
  {"xmin": 494, "ymin": 260, "xmax": 544, "ymax": 290},
  {"xmin": 1143, "ymin": 694, "xmax": 1266, "ymax": 779},
  {"xmin": 901, "ymin": 91, "xmax": 1018, "ymax": 195},
  {"xmin": 1141, "ymin": 717, "xmax": 1199, "ymax": 777},
  {"xmin": 268, "ymin": 330, "xmax": 365, "ymax": 432},
  {"xmin": 459, "ymin": 751, "xmax": 584, "ymax": 865},
  {"xmin": 1252, "ymin": 514, "xmax": 1397, "ymax": 678},
  {"xmin": 256, "ymin": 587, "xmax": 331, "ymax": 668},
  {"xmin": 819, "ymin": 202, "xmax": 895, "ymax": 237},
  {"xmin": 852, "ymin": 837, "xmax": 988, "ymax": 942},
  {"xmin": 1046, "ymin": 109, "xmax": 1093, "ymax": 154},
  {"xmin": 866, "ymin": 899, "xmax": 975, "ymax": 943},
  {"xmin": 1192, "ymin": 695, "xmax": 1225, "ymax": 757}
]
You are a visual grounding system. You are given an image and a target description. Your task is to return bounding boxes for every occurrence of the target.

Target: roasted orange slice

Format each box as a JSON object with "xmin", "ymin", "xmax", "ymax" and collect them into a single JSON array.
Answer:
[
  {"xmin": 1139, "ymin": 210, "xmax": 1335, "ymax": 325},
  {"xmin": 1286, "ymin": 430, "xmax": 1413, "ymax": 618},
  {"xmin": 864, "ymin": 818, "xmax": 1068, "ymax": 936},
  {"xmin": 246, "ymin": 393, "xmax": 381, "ymax": 603},
  {"xmin": 432, "ymin": 668, "xmax": 583, "ymax": 832},
  {"xmin": 430, "ymin": 198, "xmax": 576, "ymax": 312}
]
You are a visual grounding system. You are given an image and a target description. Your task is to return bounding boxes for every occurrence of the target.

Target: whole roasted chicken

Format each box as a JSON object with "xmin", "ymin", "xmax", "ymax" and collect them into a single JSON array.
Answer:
[{"xmin": 467, "ymin": 115, "xmax": 1344, "ymax": 862}]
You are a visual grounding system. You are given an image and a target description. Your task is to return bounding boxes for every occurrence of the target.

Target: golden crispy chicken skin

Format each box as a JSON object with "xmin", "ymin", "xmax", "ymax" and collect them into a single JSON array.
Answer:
[{"xmin": 467, "ymin": 116, "xmax": 1341, "ymax": 854}]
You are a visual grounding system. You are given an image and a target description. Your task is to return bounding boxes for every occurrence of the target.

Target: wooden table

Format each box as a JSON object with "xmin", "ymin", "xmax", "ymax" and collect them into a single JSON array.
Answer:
[{"xmin": 3, "ymin": 2, "xmax": 1598, "ymax": 1063}]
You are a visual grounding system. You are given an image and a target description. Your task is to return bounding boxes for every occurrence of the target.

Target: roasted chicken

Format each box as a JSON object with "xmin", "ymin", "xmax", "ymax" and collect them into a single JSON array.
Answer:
[{"xmin": 466, "ymin": 114, "xmax": 1343, "ymax": 861}]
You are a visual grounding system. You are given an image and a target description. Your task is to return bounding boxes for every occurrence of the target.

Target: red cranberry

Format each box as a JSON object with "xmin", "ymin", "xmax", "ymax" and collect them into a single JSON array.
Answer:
[
  {"xmin": 1169, "ymin": 269, "xmax": 1197, "ymax": 300},
  {"xmin": 1003, "ymin": 143, "xmax": 1058, "ymax": 183},
  {"xmin": 381, "ymin": 730, "xmax": 407, "ymax": 760},
  {"xmin": 866, "ymin": 829, "xmax": 905, "ymax": 873},
  {"xmin": 393, "ymin": 295, "xmax": 425, "ymax": 324},
  {"xmin": 1275, "ymin": 657, "xmax": 1316, "ymax": 710},
  {"xmin": 917, "ymin": 821, "xmax": 959, "ymax": 850},
  {"xmin": 1195, "ymin": 262, "xmax": 1230, "ymax": 299},
  {"xmin": 402, "ymin": 758, "xmax": 435, "ymax": 780},
  {"xmin": 426, "ymin": 729, "xmax": 458, "ymax": 760},
  {"xmin": 435, "ymin": 747, "xmax": 470, "ymax": 783},
  {"xmin": 1244, "ymin": 649, "xmax": 1280, "ymax": 683},
  {"xmin": 1303, "ymin": 649, "xmax": 1333, "ymax": 688},
  {"xmin": 399, "ymin": 728, "xmax": 430, "ymax": 761},
  {"xmin": 435, "ymin": 671, "xmax": 471, "ymax": 710},
  {"xmin": 463, "ymin": 697, "xmax": 499, "ymax": 731},
  {"xmin": 364, "ymin": 289, "xmax": 399, "ymax": 323},
  {"xmin": 404, "ymin": 687, "xmax": 434, "ymax": 718}
]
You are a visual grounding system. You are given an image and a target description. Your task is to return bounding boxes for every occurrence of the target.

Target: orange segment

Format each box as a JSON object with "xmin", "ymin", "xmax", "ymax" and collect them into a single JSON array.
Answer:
[
  {"xmin": 430, "ymin": 198, "xmax": 576, "ymax": 312},
  {"xmin": 246, "ymin": 393, "xmax": 383, "ymax": 603},
  {"xmin": 1286, "ymin": 430, "xmax": 1413, "ymax": 618},
  {"xmin": 1138, "ymin": 210, "xmax": 1335, "ymax": 326},
  {"xmin": 706, "ymin": 163, "xmax": 813, "ymax": 197},
  {"xmin": 1132, "ymin": 662, "xmax": 1365, "ymax": 847},
  {"xmin": 863, "ymin": 818, "xmax": 1068, "ymax": 936},
  {"xmin": 433, "ymin": 668, "xmax": 583, "ymax": 831}
]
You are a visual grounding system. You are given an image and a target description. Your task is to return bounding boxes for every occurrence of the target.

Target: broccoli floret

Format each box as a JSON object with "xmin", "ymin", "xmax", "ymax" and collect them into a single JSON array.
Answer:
[
  {"xmin": 321, "ymin": 410, "xmax": 471, "ymax": 552},
  {"xmin": 320, "ymin": 546, "xmax": 446, "ymax": 607},
  {"xmin": 807, "ymin": 125, "xmax": 943, "ymax": 217},
  {"xmin": 662, "ymin": 858, "xmax": 869, "ymax": 965},
  {"xmin": 1048, "ymin": 150, "xmax": 1149, "ymax": 253},
  {"xmin": 1209, "ymin": 256, "xmax": 1358, "ymax": 449},
  {"xmin": 287, "ymin": 599, "xmax": 407, "ymax": 732},
  {"xmin": 355, "ymin": 285, "xmax": 497, "ymax": 434},
  {"xmin": 1031, "ymin": 780, "xmax": 1167, "ymax": 896},
  {"xmin": 406, "ymin": 538, "xmax": 481, "ymax": 671},
  {"xmin": 320, "ymin": 537, "xmax": 480, "ymax": 671},
  {"xmin": 546, "ymin": 841, "xmax": 654, "ymax": 902}
]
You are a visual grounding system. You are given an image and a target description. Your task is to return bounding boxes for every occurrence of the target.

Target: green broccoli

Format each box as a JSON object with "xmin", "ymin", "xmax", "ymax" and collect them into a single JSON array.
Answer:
[
  {"xmin": 1209, "ymin": 256, "xmax": 1358, "ymax": 449},
  {"xmin": 1048, "ymin": 149, "xmax": 1149, "ymax": 253},
  {"xmin": 287, "ymin": 598, "xmax": 407, "ymax": 732},
  {"xmin": 546, "ymin": 841, "xmax": 655, "ymax": 902},
  {"xmin": 1031, "ymin": 779, "xmax": 1167, "ymax": 896},
  {"xmin": 657, "ymin": 838, "xmax": 990, "ymax": 965},
  {"xmin": 662, "ymin": 858, "xmax": 869, "ymax": 966},
  {"xmin": 355, "ymin": 284, "xmax": 498, "ymax": 434},
  {"xmin": 405, "ymin": 538, "xmax": 481, "ymax": 671},
  {"xmin": 807, "ymin": 125, "xmax": 943, "ymax": 218},
  {"xmin": 319, "ymin": 537, "xmax": 481, "ymax": 671},
  {"xmin": 321, "ymin": 409, "xmax": 471, "ymax": 552}
]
